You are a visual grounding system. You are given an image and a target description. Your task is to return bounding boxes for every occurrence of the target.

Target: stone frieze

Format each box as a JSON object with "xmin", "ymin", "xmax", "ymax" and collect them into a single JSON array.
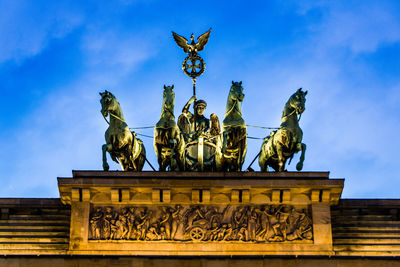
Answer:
[{"xmin": 89, "ymin": 204, "xmax": 312, "ymax": 242}]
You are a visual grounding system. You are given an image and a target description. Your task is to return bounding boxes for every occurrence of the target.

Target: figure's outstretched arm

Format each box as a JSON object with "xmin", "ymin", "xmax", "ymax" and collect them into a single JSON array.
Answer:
[{"xmin": 182, "ymin": 95, "xmax": 197, "ymax": 113}]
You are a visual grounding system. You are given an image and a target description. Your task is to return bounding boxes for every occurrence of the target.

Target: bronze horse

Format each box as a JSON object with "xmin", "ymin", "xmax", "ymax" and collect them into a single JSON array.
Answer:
[
  {"xmin": 259, "ymin": 88, "xmax": 307, "ymax": 172},
  {"xmin": 100, "ymin": 91, "xmax": 146, "ymax": 171},
  {"xmin": 221, "ymin": 81, "xmax": 247, "ymax": 171},
  {"xmin": 154, "ymin": 85, "xmax": 185, "ymax": 171}
]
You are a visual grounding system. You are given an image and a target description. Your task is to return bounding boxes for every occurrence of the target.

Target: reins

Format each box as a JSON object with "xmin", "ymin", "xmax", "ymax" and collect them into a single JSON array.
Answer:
[
  {"xmin": 102, "ymin": 112, "xmax": 127, "ymax": 125},
  {"xmin": 281, "ymin": 108, "xmax": 302, "ymax": 123},
  {"xmin": 225, "ymin": 98, "xmax": 242, "ymax": 118}
]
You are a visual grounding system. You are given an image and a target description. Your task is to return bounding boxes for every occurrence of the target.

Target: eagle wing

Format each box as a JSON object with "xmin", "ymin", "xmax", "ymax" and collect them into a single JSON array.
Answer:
[
  {"xmin": 209, "ymin": 113, "xmax": 221, "ymax": 136},
  {"xmin": 172, "ymin": 31, "xmax": 190, "ymax": 53},
  {"xmin": 195, "ymin": 28, "xmax": 212, "ymax": 52}
]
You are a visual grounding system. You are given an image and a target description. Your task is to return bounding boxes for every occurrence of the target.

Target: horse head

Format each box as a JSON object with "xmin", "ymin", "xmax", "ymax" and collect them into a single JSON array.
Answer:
[
  {"xmin": 289, "ymin": 88, "xmax": 307, "ymax": 115},
  {"xmin": 162, "ymin": 85, "xmax": 175, "ymax": 113},
  {"xmin": 230, "ymin": 81, "xmax": 245, "ymax": 102},
  {"xmin": 99, "ymin": 90, "xmax": 118, "ymax": 117}
]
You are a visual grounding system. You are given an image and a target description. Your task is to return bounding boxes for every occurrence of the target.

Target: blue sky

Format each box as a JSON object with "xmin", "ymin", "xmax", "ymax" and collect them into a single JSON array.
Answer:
[{"xmin": 1, "ymin": 0, "xmax": 400, "ymax": 198}]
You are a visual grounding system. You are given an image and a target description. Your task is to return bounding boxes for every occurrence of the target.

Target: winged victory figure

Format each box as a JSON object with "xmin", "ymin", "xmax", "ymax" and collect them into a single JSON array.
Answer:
[{"xmin": 172, "ymin": 28, "xmax": 212, "ymax": 56}]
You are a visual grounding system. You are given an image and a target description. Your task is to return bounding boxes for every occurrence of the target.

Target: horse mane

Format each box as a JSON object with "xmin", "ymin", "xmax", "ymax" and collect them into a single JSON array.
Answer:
[
  {"xmin": 281, "ymin": 100, "xmax": 293, "ymax": 118},
  {"xmin": 281, "ymin": 91, "xmax": 299, "ymax": 118}
]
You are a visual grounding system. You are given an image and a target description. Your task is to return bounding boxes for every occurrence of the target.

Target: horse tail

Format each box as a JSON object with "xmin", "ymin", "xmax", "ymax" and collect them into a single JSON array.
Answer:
[{"xmin": 136, "ymin": 139, "xmax": 146, "ymax": 171}]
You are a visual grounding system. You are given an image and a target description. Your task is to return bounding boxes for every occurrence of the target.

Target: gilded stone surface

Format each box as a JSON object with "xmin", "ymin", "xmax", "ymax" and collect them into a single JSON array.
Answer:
[
  {"xmin": 88, "ymin": 204, "xmax": 312, "ymax": 242},
  {"xmin": 57, "ymin": 171, "xmax": 343, "ymax": 256}
]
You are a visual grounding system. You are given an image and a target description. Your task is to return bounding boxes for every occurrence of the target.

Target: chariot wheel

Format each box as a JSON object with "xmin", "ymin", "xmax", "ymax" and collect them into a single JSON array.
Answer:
[{"xmin": 189, "ymin": 226, "xmax": 205, "ymax": 241}]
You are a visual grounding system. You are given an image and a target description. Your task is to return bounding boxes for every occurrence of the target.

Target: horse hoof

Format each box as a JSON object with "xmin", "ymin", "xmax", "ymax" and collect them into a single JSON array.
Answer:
[
  {"xmin": 103, "ymin": 163, "xmax": 110, "ymax": 171},
  {"xmin": 296, "ymin": 163, "xmax": 303, "ymax": 171}
]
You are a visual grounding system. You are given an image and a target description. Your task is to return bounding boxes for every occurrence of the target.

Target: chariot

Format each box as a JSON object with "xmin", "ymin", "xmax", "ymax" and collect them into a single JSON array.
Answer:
[
  {"xmin": 184, "ymin": 212, "xmax": 224, "ymax": 241},
  {"xmin": 183, "ymin": 135, "xmax": 221, "ymax": 171},
  {"xmin": 185, "ymin": 219, "xmax": 209, "ymax": 241}
]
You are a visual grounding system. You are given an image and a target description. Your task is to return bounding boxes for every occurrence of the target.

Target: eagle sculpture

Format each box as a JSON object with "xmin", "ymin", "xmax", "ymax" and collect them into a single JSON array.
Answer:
[{"xmin": 172, "ymin": 28, "xmax": 212, "ymax": 55}]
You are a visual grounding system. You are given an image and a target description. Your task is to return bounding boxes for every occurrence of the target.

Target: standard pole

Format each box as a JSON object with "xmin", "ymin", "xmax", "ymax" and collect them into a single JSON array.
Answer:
[
  {"xmin": 192, "ymin": 78, "xmax": 196, "ymax": 96},
  {"xmin": 192, "ymin": 78, "xmax": 197, "ymax": 132}
]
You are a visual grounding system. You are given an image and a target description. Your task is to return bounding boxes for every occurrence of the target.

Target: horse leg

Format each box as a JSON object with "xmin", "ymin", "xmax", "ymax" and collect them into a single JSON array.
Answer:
[
  {"xmin": 176, "ymin": 137, "xmax": 184, "ymax": 171},
  {"xmin": 137, "ymin": 143, "xmax": 146, "ymax": 171},
  {"xmin": 120, "ymin": 146, "xmax": 134, "ymax": 171},
  {"xmin": 102, "ymin": 144, "xmax": 112, "ymax": 171},
  {"xmin": 131, "ymin": 156, "xmax": 137, "ymax": 171},
  {"xmin": 128, "ymin": 136, "xmax": 137, "ymax": 171},
  {"xmin": 276, "ymin": 143, "xmax": 285, "ymax": 172},
  {"xmin": 161, "ymin": 158, "xmax": 167, "ymax": 171},
  {"xmin": 239, "ymin": 137, "xmax": 247, "ymax": 171},
  {"xmin": 236, "ymin": 146, "xmax": 242, "ymax": 171},
  {"xmin": 170, "ymin": 138, "xmax": 177, "ymax": 171},
  {"xmin": 258, "ymin": 148, "xmax": 268, "ymax": 172},
  {"xmin": 296, "ymin": 143, "xmax": 306, "ymax": 171},
  {"xmin": 222, "ymin": 131, "xmax": 228, "ymax": 154},
  {"xmin": 156, "ymin": 144, "xmax": 165, "ymax": 171}
]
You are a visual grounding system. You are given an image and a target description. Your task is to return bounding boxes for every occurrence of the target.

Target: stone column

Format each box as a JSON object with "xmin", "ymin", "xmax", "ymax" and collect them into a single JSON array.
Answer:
[
  {"xmin": 311, "ymin": 203, "xmax": 333, "ymax": 251},
  {"xmin": 69, "ymin": 201, "xmax": 90, "ymax": 251}
]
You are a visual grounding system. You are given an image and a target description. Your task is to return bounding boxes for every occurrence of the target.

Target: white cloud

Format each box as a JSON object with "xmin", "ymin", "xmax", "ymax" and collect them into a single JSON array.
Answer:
[
  {"xmin": 0, "ymin": 27, "xmax": 160, "ymax": 196},
  {"xmin": 1, "ymin": 0, "xmax": 400, "ymax": 199},
  {"xmin": 298, "ymin": 1, "xmax": 400, "ymax": 53},
  {"xmin": 82, "ymin": 30, "xmax": 156, "ymax": 74},
  {"xmin": 0, "ymin": 0, "xmax": 84, "ymax": 63}
]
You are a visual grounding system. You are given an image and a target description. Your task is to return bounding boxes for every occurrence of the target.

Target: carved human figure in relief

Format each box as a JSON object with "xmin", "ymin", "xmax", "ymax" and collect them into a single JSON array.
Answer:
[
  {"xmin": 146, "ymin": 224, "xmax": 161, "ymax": 240},
  {"xmin": 159, "ymin": 226, "xmax": 167, "ymax": 240},
  {"xmin": 117, "ymin": 208, "xmax": 129, "ymax": 239},
  {"xmin": 247, "ymin": 207, "xmax": 258, "ymax": 241},
  {"xmin": 256, "ymin": 206, "xmax": 272, "ymax": 241},
  {"xmin": 159, "ymin": 206, "xmax": 172, "ymax": 239},
  {"xmin": 102, "ymin": 207, "xmax": 114, "ymax": 240},
  {"xmin": 223, "ymin": 224, "xmax": 233, "ymax": 241},
  {"xmin": 127, "ymin": 207, "xmax": 136, "ymax": 239},
  {"xmin": 110, "ymin": 219, "xmax": 118, "ymax": 240},
  {"xmin": 171, "ymin": 205, "xmax": 183, "ymax": 240},
  {"xmin": 89, "ymin": 207, "xmax": 103, "ymax": 239},
  {"xmin": 88, "ymin": 204, "xmax": 313, "ymax": 242},
  {"xmin": 286, "ymin": 208, "xmax": 312, "ymax": 241},
  {"xmin": 274, "ymin": 206, "xmax": 291, "ymax": 241},
  {"xmin": 185, "ymin": 205, "xmax": 205, "ymax": 230},
  {"xmin": 233, "ymin": 207, "xmax": 246, "ymax": 229},
  {"xmin": 208, "ymin": 222, "xmax": 220, "ymax": 241},
  {"xmin": 137, "ymin": 208, "xmax": 152, "ymax": 240},
  {"xmin": 238, "ymin": 224, "xmax": 248, "ymax": 241}
]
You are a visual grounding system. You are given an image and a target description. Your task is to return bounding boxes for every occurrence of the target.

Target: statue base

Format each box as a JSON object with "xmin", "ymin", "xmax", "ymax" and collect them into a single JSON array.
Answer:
[{"xmin": 58, "ymin": 171, "xmax": 343, "ymax": 256}]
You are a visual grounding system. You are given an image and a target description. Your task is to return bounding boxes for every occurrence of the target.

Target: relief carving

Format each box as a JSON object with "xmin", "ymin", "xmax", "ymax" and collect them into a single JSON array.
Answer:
[{"xmin": 89, "ymin": 204, "xmax": 312, "ymax": 242}]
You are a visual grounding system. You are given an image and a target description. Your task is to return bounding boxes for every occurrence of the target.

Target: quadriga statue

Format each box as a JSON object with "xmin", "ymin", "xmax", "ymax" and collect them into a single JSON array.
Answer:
[
  {"xmin": 177, "ymin": 95, "xmax": 222, "ymax": 171},
  {"xmin": 100, "ymin": 91, "xmax": 146, "ymax": 171},
  {"xmin": 154, "ymin": 85, "xmax": 185, "ymax": 171},
  {"xmin": 221, "ymin": 81, "xmax": 247, "ymax": 171},
  {"xmin": 258, "ymin": 88, "xmax": 307, "ymax": 172}
]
